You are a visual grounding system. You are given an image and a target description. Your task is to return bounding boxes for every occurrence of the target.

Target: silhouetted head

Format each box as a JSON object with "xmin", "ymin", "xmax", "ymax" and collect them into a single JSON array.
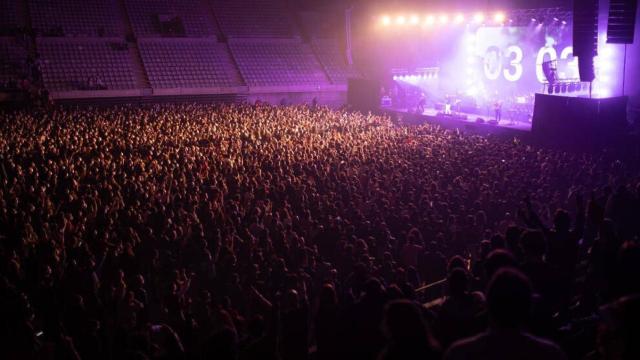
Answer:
[
  {"xmin": 383, "ymin": 300, "xmax": 428, "ymax": 343},
  {"xmin": 487, "ymin": 268, "xmax": 532, "ymax": 329},
  {"xmin": 319, "ymin": 283, "xmax": 337, "ymax": 308},
  {"xmin": 484, "ymin": 249, "xmax": 517, "ymax": 279},
  {"xmin": 553, "ymin": 209, "xmax": 571, "ymax": 233},
  {"xmin": 447, "ymin": 255, "xmax": 466, "ymax": 273},
  {"xmin": 447, "ymin": 268, "xmax": 468, "ymax": 297}
]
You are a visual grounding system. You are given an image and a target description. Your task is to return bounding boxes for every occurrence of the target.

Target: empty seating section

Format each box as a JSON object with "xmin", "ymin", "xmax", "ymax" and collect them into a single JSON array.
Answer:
[
  {"xmin": 28, "ymin": 0, "xmax": 122, "ymax": 36},
  {"xmin": 125, "ymin": 0, "xmax": 216, "ymax": 37},
  {"xmin": 211, "ymin": 0, "xmax": 296, "ymax": 38},
  {"xmin": 311, "ymin": 39, "xmax": 360, "ymax": 84},
  {"xmin": 229, "ymin": 40, "xmax": 329, "ymax": 87},
  {"xmin": 0, "ymin": 37, "xmax": 28, "ymax": 86},
  {"xmin": 139, "ymin": 39, "xmax": 239, "ymax": 88},
  {"xmin": 38, "ymin": 38, "xmax": 136, "ymax": 91},
  {"xmin": 0, "ymin": 0, "xmax": 19, "ymax": 30},
  {"xmin": 4, "ymin": 1, "xmax": 360, "ymax": 94}
]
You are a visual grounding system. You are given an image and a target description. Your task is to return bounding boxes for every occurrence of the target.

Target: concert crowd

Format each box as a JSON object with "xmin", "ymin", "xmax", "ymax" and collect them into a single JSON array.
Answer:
[{"xmin": 1, "ymin": 104, "xmax": 639, "ymax": 360}]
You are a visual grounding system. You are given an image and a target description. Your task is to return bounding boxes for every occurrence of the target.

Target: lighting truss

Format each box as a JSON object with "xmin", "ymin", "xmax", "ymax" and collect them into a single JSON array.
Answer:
[{"xmin": 505, "ymin": 8, "xmax": 572, "ymax": 27}]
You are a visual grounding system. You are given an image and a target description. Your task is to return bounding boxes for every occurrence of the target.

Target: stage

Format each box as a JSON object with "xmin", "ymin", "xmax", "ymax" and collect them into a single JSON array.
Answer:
[{"xmin": 385, "ymin": 106, "xmax": 532, "ymax": 132}]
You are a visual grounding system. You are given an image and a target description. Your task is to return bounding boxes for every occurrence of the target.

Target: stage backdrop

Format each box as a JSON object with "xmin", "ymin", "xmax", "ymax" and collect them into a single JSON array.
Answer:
[
  {"xmin": 359, "ymin": 16, "xmax": 622, "ymax": 105},
  {"xmin": 440, "ymin": 24, "xmax": 577, "ymax": 105}
]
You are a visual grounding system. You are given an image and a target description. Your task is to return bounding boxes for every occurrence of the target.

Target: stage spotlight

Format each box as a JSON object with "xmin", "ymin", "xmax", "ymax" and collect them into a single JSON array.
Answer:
[
  {"xmin": 473, "ymin": 13, "xmax": 484, "ymax": 23},
  {"xmin": 561, "ymin": 20, "xmax": 567, "ymax": 25},
  {"xmin": 494, "ymin": 12, "xmax": 505, "ymax": 24},
  {"xmin": 531, "ymin": 18, "xmax": 537, "ymax": 22},
  {"xmin": 396, "ymin": 16, "xmax": 406, "ymax": 25},
  {"xmin": 454, "ymin": 14, "xmax": 465, "ymax": 24},
  {"xmin": 392, "ymin": 75, "xmax": 397, "ymax": 80},
  {"xmin": 553, "ymin": 17, "xmax": 559, "ymax": 22},
  {"xmin": 439, "ymin": 14, "xmax": 449, "ymax": 24},
  {"xmin": 425, "ymin": 14, "xmax": 435, "ymax": 26},
  {"xmin": 381, "ymin": 15, "xmax": 391, "ymax": 26},
  {"xmin": 409, "ymin": 15, "xmax": 419, "ymax": 25}
]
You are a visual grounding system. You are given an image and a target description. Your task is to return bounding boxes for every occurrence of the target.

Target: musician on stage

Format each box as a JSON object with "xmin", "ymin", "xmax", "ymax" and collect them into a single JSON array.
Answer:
[
  {"xmin": 444, "ymin": 95, "xmax": 452, "ymax": 115},
  {"xmin": 493, "ymin": 100, "xmax": 502, "ymax": 123},
  {"xmin": 417, "ymin": 92, "xmax": 426, "ymax": 114}
]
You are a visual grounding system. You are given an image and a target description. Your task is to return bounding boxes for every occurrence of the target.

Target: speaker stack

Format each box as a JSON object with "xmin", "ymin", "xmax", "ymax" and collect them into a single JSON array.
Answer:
[
  {"xmin": 607, "ymin": 0, "xmax": 638, "ymax": 44},
  {"xmin": 573, "ymin": 0, "xmax": 599, "ymax": 82}
]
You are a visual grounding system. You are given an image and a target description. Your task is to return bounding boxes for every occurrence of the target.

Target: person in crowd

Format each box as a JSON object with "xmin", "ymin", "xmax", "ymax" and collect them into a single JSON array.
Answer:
[
  {"xmin": 435, "ymin": 268, "xmax": 485, "ymax": 348},
  {"xmin": 444, "ymin": 268, "xmax": 567, "ymax": 360},
  {"xmin": 378, "ymin": 299, "xmax": 440, "ymax": 360}
]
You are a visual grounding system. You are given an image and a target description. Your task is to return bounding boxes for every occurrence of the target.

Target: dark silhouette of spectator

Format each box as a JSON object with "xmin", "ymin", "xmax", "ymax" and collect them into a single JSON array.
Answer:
[
  {"xmin": 435, "ymin": 268, "xmax": 485, "ymax": 348},
  {"xmin": 279, "ymin": 289, "xmax": 309, "ymax": 360},
  {"xmin": 444, "ymin": 268, "xmax": 567, "ymax": 360},
  {"xmin": 591, "ymin": 294, "xmax": 640, "ymax": 360},
  {"xmin": 314, "ymin": 283, "xmax": 341, "ymax": 360},
  {"xmin": 378, "ymin": 299, "xmax": 440, "ymax": 360}
]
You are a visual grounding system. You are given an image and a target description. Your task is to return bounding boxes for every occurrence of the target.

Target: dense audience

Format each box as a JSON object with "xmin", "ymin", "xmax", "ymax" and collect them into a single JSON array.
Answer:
[{"xmin": 1, "ymin": 103, "xmax": 639, "ymax": 360}]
